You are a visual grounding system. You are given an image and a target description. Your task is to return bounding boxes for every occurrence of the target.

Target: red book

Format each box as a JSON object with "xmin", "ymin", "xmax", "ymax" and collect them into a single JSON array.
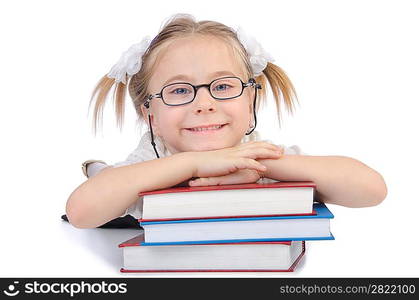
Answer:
[
  {"xmin": 138, "ymin": 181, "xmax": 316, "ymax": 221},
  {"xmin": 119, "ymin": 233, "xmax": 305, "ymax": 273}
]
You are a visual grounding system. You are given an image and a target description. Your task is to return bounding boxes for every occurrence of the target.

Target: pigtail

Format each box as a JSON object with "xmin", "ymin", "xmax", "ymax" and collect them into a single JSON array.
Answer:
[
  {"xmin": 256, "ymin": 62, "xmax": 299, "ymax": 128},
  {"xmin": 88, "ymin": 75, "xmax": 128, "ymax": 136}
]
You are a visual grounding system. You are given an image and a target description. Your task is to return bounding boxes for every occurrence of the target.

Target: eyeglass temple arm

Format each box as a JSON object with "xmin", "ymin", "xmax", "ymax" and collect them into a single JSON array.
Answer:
[
  {"xmin": 245, "ymin": 79, "xmax": 261, "ymax": 135},
  {"xmin": 143, "ymin": 97, "xmax": 160, "ymax": 159},
  {"xmin": 148, "ymin": 113, "xmax": 160, "ymax": 158}
]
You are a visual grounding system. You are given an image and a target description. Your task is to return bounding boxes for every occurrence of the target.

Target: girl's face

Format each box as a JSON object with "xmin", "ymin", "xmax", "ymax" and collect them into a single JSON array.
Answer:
[{"xmin": 143, "ymin": 35, "xmax": 254, "ymax": 154}]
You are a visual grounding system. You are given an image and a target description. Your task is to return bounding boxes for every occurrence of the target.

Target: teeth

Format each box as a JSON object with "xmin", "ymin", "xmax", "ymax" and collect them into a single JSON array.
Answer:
[{"xmin": 190, "ymin": 125, "xmax": 222, "ymax": 131}]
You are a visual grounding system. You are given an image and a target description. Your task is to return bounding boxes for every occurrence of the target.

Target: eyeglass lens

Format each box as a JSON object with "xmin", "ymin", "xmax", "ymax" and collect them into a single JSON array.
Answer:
[{"xmin": 162, "ymin": 77, "xmax": 243, "ymax": 105}]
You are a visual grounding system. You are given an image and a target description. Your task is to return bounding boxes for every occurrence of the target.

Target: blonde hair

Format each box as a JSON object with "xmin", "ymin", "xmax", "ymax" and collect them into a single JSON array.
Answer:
[{"xmin": 89, "ymin": 13, "xmax": 298, "ymax": 135}]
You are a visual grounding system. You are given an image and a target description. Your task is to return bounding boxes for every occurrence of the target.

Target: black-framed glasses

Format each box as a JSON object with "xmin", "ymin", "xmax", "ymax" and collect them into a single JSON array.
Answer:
[{"xmin": 144, "ymin": 76, "xmax": 261, "ymax": 108}]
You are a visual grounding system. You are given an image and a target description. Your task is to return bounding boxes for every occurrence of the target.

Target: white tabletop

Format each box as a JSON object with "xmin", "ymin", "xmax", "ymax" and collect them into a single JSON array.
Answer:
[{"xmin": 2, "ymin": 201, "xmax": 416, "ymax": 278}]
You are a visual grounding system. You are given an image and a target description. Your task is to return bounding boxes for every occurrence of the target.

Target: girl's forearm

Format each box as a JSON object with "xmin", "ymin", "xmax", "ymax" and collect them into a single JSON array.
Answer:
[
  {"xmin": 66, "ymin": 152, "xmax": 195, "ymax": 228},
  {"xmin": 259, "ymin": 155, "xmax": 387, "ymax": 207}
]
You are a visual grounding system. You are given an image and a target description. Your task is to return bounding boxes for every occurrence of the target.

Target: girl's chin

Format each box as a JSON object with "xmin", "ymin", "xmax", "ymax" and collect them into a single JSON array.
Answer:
[
  {"xmin": 185, "ymin": 140, "xmax": 233, "ymax": 152},
  {"xmin": 166, "ymin": 139, "xmax": 230, "ymax": 154}
]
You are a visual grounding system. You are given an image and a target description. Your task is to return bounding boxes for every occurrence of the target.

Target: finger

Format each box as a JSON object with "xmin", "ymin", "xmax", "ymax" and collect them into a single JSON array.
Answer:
[
  {"xmin": 190, "ymin": 171, "xmax": 257, "ymax": 186},
  {"xmin": 231, "ymin": 158, "xmax": 267, "ymax": 173},
  {"xmin": 278, "ymin": 146, "xmax": 284, "ymax": 155},
  {"xmin": 216, "ymin": 172, "xmax": 258, "ymax": 185},
  {"xmin": 239, "ymin": 141, "xmax": 282, "ymax": 152},
  {"xmin": 237, "ymin": 147, "xmax": 283, "ymax": 160},
  {"xmin": 189, "ymin": 177, "xmax": 221, "ymax": 186}
]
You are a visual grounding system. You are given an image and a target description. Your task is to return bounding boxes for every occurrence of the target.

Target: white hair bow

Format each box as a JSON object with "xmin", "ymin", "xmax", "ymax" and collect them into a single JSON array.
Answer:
[
  {"xmin": 107, "ymin": 36, "xmax": 152, "ymax": 84},
  {"xmin": 235, "ymin": 26, "xmax": 275, "ymax": 77}
]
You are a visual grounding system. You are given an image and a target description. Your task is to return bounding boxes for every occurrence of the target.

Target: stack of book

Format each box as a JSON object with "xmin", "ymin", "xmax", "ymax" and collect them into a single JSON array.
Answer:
[{"xmin": 118, "ymin": 181, "xmax": 334, "ymax": 272}]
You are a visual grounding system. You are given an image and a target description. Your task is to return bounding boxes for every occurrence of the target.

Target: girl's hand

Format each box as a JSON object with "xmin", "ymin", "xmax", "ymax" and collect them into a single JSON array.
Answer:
[
  {"xmin": 189, "ymin": 168, "xmax": 264, "ymax": 186},
  {"xmin": 189, "ymin": 141, "xmax": 284, "ymax": 180}
]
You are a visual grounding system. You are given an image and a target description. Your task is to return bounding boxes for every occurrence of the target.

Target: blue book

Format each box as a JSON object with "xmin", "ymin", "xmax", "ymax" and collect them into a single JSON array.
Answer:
[{"xmin": 140, "ymin": 202, "xmax": 334, "ymax": 245}]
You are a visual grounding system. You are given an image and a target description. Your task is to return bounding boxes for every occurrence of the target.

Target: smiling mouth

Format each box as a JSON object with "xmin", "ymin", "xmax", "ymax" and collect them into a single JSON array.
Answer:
[{"xmin": 185, "ymin": 123, "xmax": 228, "ymax": 132}]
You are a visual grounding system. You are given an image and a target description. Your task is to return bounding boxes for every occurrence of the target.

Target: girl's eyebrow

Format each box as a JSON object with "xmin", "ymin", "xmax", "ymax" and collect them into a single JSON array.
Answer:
[{"xmin": 162, "ymin": 71, "xmax": 237, "ymax": 86}]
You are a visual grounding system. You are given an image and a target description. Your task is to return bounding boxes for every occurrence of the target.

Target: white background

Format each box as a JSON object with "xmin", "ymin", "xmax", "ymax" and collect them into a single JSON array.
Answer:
[{"xmin": 1, "ymin": 0, "xmax": 418, "ymax": 277}]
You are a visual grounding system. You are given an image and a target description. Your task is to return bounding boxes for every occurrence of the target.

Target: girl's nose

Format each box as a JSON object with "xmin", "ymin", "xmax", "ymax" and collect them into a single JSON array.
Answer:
[{"xmin": 193, "ymin": 87, "xmax": 217, "ymax": 113}]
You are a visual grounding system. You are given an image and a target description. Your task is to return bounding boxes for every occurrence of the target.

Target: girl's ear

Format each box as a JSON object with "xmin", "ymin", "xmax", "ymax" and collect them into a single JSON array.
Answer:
[
  {"xmin": 248, "ymin": 90, "xmax": 254, "ymax": 116},
  {"xmin": 140, "ymin": 104, "xmax": 149, "ymax": 122}
]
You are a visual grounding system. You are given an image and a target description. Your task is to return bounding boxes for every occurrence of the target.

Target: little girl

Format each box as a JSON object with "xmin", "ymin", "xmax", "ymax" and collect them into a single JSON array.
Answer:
[{"xmin": 66, "ymin": 13, "xmax": 387, "ymax": 229}]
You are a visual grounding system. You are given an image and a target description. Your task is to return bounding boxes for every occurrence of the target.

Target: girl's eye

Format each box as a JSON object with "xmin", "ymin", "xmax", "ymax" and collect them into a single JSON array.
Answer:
[
  {"xmin": 214, "ymin": 84, "xmax": 231, "ymax": 91},
  {"xmin": 170, "ymin": 87, "xmax": 192, "ymax": 95}
]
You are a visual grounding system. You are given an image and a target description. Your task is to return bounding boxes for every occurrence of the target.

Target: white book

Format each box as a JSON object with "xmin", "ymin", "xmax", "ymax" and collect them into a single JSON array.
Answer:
[
  {"xmin": 119, "ymin": 233, "xmax": 305, "ymax": 272},
  {"xmin": 140, "ymin": 181, "xmax": 316, "ymax": 220}
]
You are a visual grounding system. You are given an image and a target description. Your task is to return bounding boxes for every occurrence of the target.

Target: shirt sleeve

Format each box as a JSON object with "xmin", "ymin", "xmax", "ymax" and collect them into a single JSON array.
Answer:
[
  {"xmin": 121, "ymin": 196, "xmax": 144, "ymax": 219},
  {"xmin": 112, "ymin": 145, "xmax": 145, "ymax": 168},
  {"xmin": 282, "ymin": 144, "xmax": 305, "ymax": 155},
  {"xmin": 86, "ymin": 162, "xmax": 109, "ymax": 177}
]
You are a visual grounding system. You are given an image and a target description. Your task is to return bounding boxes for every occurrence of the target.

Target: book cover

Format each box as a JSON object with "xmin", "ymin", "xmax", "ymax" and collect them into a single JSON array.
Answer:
[
  {"xmin": 140, "ymin": 202, "xmax": 334, "ymax": 245},
  {"xmin": 139, "ymin": 181, "xmax": 316, "ymax": 197},
  {"xmin": 140, "ymin": 210, "xmax": 317, "ymax": 223}
]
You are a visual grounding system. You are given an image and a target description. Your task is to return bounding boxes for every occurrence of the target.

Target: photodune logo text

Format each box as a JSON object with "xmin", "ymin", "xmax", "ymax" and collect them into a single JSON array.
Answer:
[{"xmin": 3, "ymin": 281, "xmax": 127, "ymax": 297}]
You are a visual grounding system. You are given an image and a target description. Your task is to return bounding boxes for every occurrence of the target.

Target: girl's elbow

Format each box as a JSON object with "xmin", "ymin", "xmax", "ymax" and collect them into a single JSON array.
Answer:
[
  {"xmin": 66, "ymin": 191, "xmax": 96, "ymax": 229},
  {"xmin": 367, "ymin": 173, "xmax": 388, "ymax": 207},
  {"xmin": 374, "ymin": 181, "xmax": 388, "ymax": 206}
]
